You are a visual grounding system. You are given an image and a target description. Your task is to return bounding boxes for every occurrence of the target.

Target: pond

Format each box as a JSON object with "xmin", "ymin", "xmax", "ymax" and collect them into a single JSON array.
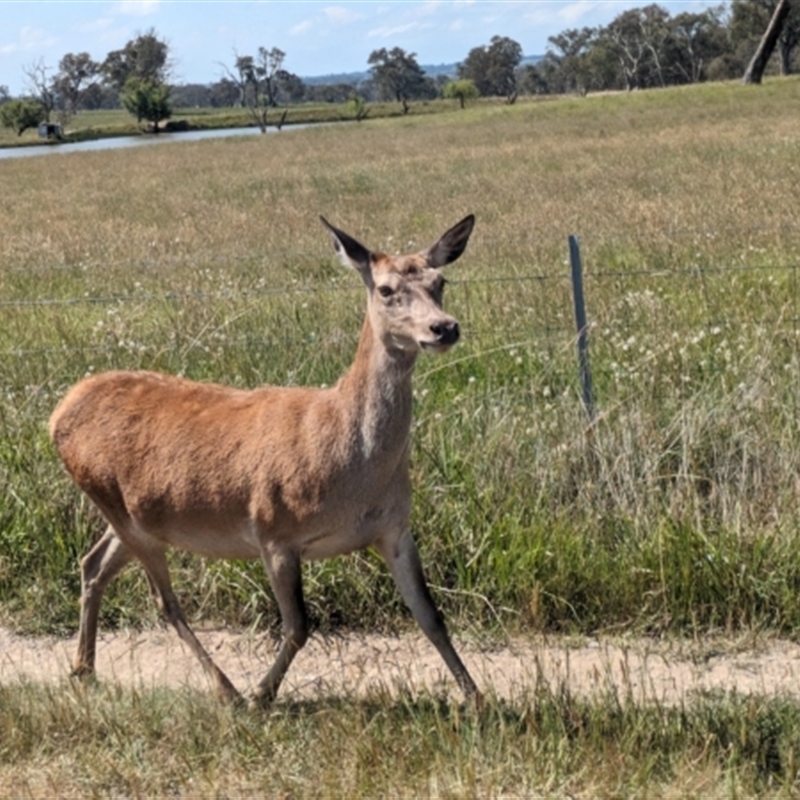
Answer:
[{"xmin": 0, "ymin": 124, "xmax": 303, "ymax": 160}]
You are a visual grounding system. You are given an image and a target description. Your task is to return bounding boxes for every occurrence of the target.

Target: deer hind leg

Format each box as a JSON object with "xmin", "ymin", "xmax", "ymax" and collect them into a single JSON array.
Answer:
[
  {"xmin": 251, "ymin": 548, "xmax": 308, "ymax": 708},
  {"xmin": 126, "ymin": 540, "xmax": 242, "ymax": 705},
  {"xmin": 376, "ymin": 529, "xmax": 481, "ymax": 702},
  {"xmin": 73, "ymin": 525, "xmax": 134, "ymax": 678}
]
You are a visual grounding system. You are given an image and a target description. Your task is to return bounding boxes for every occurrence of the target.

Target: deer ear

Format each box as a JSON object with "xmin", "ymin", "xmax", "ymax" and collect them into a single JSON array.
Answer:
[
  {"xmin": 320, "ymin": 216, "xmax": 372, "ymax": 284},
  {"xmin": 423, "ymin": 214, "xmax": 475, "ymax": 269}
]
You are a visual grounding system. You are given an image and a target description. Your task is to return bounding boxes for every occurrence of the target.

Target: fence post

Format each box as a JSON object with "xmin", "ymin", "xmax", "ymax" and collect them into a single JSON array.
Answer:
[{"xmin": 569, "ymin": 235, "xmax": 595, "ymax": 421}]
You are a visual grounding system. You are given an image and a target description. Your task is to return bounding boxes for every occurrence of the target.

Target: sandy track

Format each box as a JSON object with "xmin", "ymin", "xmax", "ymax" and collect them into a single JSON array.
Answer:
[{"xmin": 3, "ymin": 626, "xmax": 800, "ymax": 704}]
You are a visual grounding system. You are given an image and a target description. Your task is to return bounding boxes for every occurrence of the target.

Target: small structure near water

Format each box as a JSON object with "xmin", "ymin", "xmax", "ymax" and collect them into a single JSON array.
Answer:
[{"xmin": 38, "ymin": 123, "xmax": 63, "ymax": 140}]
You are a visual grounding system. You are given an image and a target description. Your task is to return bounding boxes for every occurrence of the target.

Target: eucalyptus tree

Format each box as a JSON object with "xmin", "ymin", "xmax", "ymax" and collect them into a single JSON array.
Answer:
[
  {"xmin": 742, "ymin": 0, "xmax": 793, "ymax": 83},
  {"xmin": 733, "ymin": 0, "xmax": 799, "ymax": 77},
  {"xmin": 102, "ymin": 29, "xmax": 171, "ymax": 93},
  {"xmin": 223, "ymin": 47, "xmax": 287, "ymax": 132},
  {"xmin": 545, "ymin": 28, "xmax": 599, "ymax": 94},
  {"xmin": 670, "ymin": 7, "xmax": 728, "ymax": 83},
  {"xmin": 52, "ymin": 52, "xmax": 100, "ymax": 121},
  {"xmin": 458, "ymin": 36, "xmax": 523, "ymax": 100},
  {"xmin": 606, "ymin": 4, "xmax": 672, "ymax": 89},
  {"xmin": 367, "ymin": 47, "xmax": 435, "ymax": 109}
]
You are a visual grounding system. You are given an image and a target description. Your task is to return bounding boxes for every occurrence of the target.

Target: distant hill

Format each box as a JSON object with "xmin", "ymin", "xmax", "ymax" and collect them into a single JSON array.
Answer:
[{"xmin": 302, "ymin": 55, "xmax": 543, "ymax": 86}]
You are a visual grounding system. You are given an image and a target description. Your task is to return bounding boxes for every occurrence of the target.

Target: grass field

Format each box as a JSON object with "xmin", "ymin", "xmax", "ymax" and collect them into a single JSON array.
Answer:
[{"xmin": 3, "ymin": 77, "xmax": 800, "ymax": 795}]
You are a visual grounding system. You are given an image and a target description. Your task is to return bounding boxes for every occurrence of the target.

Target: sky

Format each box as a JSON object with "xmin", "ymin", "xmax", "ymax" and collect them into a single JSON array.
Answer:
[{"xmin": 2, "ymin": 0, "xmax": 724, "ymax": 95}]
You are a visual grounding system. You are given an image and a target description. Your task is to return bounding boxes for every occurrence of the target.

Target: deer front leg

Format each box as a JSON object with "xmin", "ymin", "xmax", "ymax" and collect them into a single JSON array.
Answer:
[
  {"xmin": 251, "ymin": 547, "xmax": 308, "ymax": 708},
  {"xmin": 376, "ymin": 529, "xmax": 480, "ymax": 702}
]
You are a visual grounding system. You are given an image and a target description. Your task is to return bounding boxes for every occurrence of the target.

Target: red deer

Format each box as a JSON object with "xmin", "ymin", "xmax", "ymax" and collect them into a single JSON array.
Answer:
[{"xmin": 50, "ymin": 215, "xmax": 480, "ymax": 707}]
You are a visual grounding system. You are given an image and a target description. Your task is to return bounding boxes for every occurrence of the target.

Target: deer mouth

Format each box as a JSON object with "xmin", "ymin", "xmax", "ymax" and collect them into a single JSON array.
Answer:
[
  {"xmin": 424, "ymin": 321, "xmax": 460, "ymax": 352},
  {"xmin": 421, "ymin": 337, "xmax": 458, "ymax": 354},
  {"xmin": 421, "ymin": 341, "xmax": 451, "ymax": 354}
]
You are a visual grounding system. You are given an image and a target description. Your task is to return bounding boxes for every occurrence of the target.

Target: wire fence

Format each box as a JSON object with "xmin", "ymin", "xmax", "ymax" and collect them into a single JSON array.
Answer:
[{"xmin": 3, "ymin": 232, "xmax": 800, "ymax": 417}]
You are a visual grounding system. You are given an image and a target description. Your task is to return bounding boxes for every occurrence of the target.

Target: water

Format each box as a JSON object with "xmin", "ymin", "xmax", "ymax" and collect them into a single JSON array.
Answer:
[{"xmin": 0, "ymin": 124, "xmax": 300, "ymax": 160}]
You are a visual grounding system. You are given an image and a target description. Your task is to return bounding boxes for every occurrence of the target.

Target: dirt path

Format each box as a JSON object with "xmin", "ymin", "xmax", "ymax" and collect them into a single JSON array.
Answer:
[{"xmin": 4, "ymin": 626, "xmax": 800, "ymax": 704}]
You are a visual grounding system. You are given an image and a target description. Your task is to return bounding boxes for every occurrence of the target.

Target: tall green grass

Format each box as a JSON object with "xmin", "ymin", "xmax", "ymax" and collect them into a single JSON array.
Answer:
[{"xmin": 2, "ymin": 78, "xmax": 800, "ymax": 638}]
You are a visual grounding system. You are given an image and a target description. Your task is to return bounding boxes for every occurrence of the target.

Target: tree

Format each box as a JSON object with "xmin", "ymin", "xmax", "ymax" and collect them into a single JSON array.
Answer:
[
  {"xmin": 670, "ymin": 8, "xmax": 728, "ymax": 84},
  {"xmin": 103, "ymin": 29, "xmax": 171, "ymax": 92},
  {"xmin": 458, "ymin": 36, "xmax": 523, "ymax": 100},
  {"xmin": 121, "ymin": 77, "xmax": 172, "ymax": 130},
  {"xmin": 170, "ymin": 83, "xmax": 211, "ymax": 108},
  {"xmin": 222, "ymin": 47, "xmax": 287, "ymax": 132},
  {"xmin": 256, "ymin": 47, "xmax": 286, "ymax": 107},
  {"xmin": 305, "ymin": 82, "xmax": 358, "ymax": 103},
  {"xmin": 518, "ymin": 63, "xmax": 552, "ymax": 95},
  {"xmin": 209, "ymin": 78, "xmax": 240, "ymax": 107},
  {"xmin": 78, "ymin": 82, "xmax": 119, "ymax": 111},
  {"xmin": 742, "ymin": 0, "xmax": 793, "ymax": 82},
  {"xmin": 487, "ymin": 35, "xmax": 523, "ymax": 100},
  {"xmin": 0, "ymin": 85, "xmax": 10, "ymax": 105},
  {"xmin": 52, "ymin": 52, "xmax": 100, "ymax": 124},
  {"xmin": 546, "ymin": 28, "xmax": 598, "ymax": 94},
  {"xmin": 273, "ymin": 70, "xmax": 306, "ymax": 104},
  {"xmin": 605, "ymin": 4, "xmax": 672, "ymax": 89},
  {"xmin": 348, "ymin": 93, "xmax": 369, "ymax": 121},
  {"xmin": 774, "ymin": 0, "xmax": 800, "ymax": 73},
  {"xmin": 367, "ymin": 47, "xmax": 434, "ymax": 107},
  {"xmin": 0, "ymin": 98, "xmax": 45, "ymax": 136},
  {"xmin": 23, "ymin": 60, "xmax": 57, "ymax": 123},
  {"xmin": 442, "ymin": 78, "xmax": 479, "ymax": 108},
  {"xmin": 732, "ymin": 0, "xmax": 800, "ymax": 76}
]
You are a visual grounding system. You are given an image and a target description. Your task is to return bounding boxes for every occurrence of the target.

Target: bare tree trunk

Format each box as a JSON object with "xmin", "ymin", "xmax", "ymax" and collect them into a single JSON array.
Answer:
[
  {"xmin": 779, "ymin": 38, "xmax": 794, "ymax": 75},
  {"xmin": 743, "ymin": 0, "xmax": 791, "ymax": 85}
]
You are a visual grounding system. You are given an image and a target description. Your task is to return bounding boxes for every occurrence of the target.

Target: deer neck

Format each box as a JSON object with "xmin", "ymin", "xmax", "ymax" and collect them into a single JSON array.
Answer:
[{"xmin": 339, "ymin": 315, "xmax": 416, "ymax": 460}]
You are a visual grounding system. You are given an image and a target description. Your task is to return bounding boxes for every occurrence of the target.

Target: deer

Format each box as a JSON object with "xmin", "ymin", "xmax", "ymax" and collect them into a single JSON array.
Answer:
[{"xmin": 49, "ymin": 214, "xmax": 481, "ymax": 708}]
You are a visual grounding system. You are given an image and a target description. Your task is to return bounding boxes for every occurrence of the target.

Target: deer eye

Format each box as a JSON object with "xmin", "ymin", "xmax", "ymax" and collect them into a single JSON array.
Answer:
[{"xmin": 377, "ymin": 285, "xmax": 394, "ymax": 298}]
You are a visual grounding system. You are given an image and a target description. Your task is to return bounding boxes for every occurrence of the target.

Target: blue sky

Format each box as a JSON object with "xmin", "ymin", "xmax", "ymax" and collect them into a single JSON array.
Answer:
[{"xmin": 2, "ymin": 1, "xmax": 723, "ymax": 95}]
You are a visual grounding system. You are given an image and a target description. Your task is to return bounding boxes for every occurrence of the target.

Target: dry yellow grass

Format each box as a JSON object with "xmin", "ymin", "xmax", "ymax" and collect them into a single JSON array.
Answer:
[{"xmin": 2, "ymin": 80, "xmax": 798, "ymax": 286}]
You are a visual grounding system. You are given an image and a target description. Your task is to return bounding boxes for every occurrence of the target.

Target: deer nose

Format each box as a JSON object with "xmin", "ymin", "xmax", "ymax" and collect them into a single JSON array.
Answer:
[{"xmin": 431, "ymin": 320, "xmax": 460, "ymax": 345}]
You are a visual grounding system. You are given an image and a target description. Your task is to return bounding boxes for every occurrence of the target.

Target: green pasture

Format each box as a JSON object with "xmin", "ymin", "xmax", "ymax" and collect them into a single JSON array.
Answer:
[{"xmin": 2, "ymin": 76, "xmax": 800, "ymax": 796}]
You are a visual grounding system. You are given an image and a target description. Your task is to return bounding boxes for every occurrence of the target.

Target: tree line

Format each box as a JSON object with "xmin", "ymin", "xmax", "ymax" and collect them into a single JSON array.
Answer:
[
  {"xmin": 526, "ymin": 0, "xmax": 798, "ymax": 95},
  {"xmin": 1, "ymin": 1, "xmax": 797, "ymax": 137}
]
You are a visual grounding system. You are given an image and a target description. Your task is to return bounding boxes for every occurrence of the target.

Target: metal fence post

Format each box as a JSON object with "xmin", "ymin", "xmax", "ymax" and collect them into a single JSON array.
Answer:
[{"xmin": 569, "ymin": 235, "xmax": 595, "ymax": 421}]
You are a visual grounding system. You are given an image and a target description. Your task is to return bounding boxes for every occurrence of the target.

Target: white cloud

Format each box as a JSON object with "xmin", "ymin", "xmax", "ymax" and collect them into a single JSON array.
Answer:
[
  {"xmin": 419, "ymin": 1, "xmax": 442, "ymax": 15},
  {"xmin": 557, "ymin": 0, "xmax": 602, "ymax": 24},
  {"xmin": 113, "ymin": 0, "xmax": 160, "ymax": 17},
  {"xmin": 290, "ymin": 19, "xmax": 314, "ymax": 35},
  {"xmin": 289, "ymin": 6, "xmax": 363, "ymax": 37},
  {"xmin": 367, "ymin": 23, "xmax": 417, "ymax": 39},
  {"xmin": 75, "ymin": 17, "xmax": 115, "ymax": 34},
  {"xmin": 516, "ymin": 0, "xmax": 638, "ymax": 30},
  {"xmin": 323, "ymin": 6, "xmax": 364, "ymax": 24},
  {"xmin": 0, "ymin": 26, "xmax": 58, "ymax": 55}
]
